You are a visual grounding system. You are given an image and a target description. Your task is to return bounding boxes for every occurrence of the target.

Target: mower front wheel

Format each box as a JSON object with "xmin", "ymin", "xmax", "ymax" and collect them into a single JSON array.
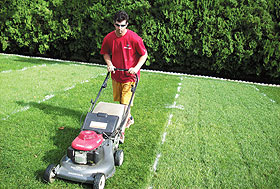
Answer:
[
  {"xmin": 43, "ymin": 164, "xmax": 57, "ymax": 183},
  {"xmin": 93, "ymin": 173, "xmax": 106, "ymax": 189},
  {"xmin": 114, "ymin": 150, "xmax": 124, "ymax": 166}
]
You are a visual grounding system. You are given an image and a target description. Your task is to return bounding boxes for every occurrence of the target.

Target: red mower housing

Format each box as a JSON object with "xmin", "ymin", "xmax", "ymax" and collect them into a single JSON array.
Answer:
[{"xmin": 72, "ymin": 130, "xmax": 103, "ymax": 151}]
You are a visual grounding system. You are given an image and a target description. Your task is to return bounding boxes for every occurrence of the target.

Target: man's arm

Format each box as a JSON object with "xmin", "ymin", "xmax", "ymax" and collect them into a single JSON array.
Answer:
[
  {"xmin": 128, "ymin": 51, "xmax": 148, "ymax": 74},
  {"xmin": 103, "ymin": 54, "xmax": 115, "ymax": 73}
]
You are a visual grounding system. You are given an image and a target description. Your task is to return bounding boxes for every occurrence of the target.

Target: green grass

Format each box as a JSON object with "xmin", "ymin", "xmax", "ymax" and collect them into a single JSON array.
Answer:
[
  {"xmin": 0, "ymin": 54, "xmax": 178, "ymax": 188},
  {"xmin": 1, "ymin": 54, "xmax": 280, "ymax": 188},
  {"xmin": 0, "ymin": 55, "xmax": 105, "ymax": 119},
  {"xmin": 149, "ymin": 77, "xmax": 280, "ymax": 188},
  {"xmin": 257, "ymin": 85, "xmax": 280, "ymax": 104},
  {"xmin": 0, "ymin": 54, "xmax": 59, "ymax": 71}
]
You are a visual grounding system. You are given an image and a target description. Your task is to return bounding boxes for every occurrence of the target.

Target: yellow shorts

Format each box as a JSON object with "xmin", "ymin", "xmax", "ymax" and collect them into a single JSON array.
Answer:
[{"xmin": 112, "ymin": 79, "xmax": 135, "ymax": 105}]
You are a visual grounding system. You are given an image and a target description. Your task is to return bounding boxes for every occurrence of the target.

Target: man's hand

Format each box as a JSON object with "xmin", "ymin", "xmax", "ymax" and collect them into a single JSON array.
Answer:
[
  {"xmin": 107, "ymin": 65, "xmax": 116, "ymax": 73},
  {"xmin": 128, "ymin": 67, "xmax": 139, "ymax": 75}
]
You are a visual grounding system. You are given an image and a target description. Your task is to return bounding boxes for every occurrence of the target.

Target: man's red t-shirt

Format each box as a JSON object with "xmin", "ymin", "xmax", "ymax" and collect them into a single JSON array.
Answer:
[{"xmin": 100, "ymin": 29, "xmax": 147, "ymax": 83}]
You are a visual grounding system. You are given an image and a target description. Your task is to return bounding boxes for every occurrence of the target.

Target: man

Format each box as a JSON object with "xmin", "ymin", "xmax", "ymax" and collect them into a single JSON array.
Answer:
[{"xmin": 100, "ymin": 10, "xmax": 148, "ymax": 131}]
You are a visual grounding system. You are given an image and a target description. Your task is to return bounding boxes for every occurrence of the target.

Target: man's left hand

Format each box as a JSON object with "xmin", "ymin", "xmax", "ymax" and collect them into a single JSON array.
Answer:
[{"xmin": 128, "ymin": 67, "xmax": 139, "ymax": 75}]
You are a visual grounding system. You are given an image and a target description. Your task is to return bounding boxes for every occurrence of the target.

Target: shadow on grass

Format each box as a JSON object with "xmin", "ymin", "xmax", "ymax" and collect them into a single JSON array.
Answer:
[
  {"xmin": 16, "ymin": 100, "xmax": 92, "ymax": 187},
  {"xmin": 17, "ymin": 100, "xmax": 85, "ymax": 121},
  {"xmin": 16, "ymin": 100, "xmax": 84, "ymax": 158},
  {"xmin": 36, "ymin": 127, "xmax": 92, "ymax": 188}
]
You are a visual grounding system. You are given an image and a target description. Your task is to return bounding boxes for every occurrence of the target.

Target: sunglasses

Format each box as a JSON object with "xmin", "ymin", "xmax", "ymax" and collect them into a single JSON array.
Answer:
[{"xmin": 115, "ymin": 23, "xmax": 127, "ymax": 27}]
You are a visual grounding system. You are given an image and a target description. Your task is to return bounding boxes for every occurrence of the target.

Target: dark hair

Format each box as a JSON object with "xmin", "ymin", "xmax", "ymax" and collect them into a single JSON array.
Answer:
[{"xmin": 114, "ymin": 10, "xmax": 129, "ymax": 23}]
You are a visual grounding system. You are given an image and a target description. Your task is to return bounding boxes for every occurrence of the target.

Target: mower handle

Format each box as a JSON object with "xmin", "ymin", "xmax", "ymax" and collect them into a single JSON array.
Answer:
[
  {"xmin": 113, "ymin": 68, "xmax": 139, "ymax": 133},
  {"xmin": 87, "ymin": 68, "xmax": 139, "ymax": 137},
  {"xmin": 114, "ymin": 68, "xmax": 128, "ymax": 71},
  {"xmin": 90, "ymin": 68, "xmax": 139, "ymax": 112},
  {"xmin": 113, "ymin": 68, "xmax": 139, "ymax": 83}
]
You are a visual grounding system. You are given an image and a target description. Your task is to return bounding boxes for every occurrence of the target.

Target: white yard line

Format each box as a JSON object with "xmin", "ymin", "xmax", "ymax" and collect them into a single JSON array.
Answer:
[
  {"xmin": 177, "ymin": 86, "xmax": 181, "ymax": 92},
  {"xmin": 150, "ymin": 77, "xmax": 183, "ymax": 185},
  {"xmin": 38, "ymin": 94, "xmax": 55, "ymax": 103},
  {"xmin": 251, "ymin": 86, "xmax": 276, "ymax": 103},
  {"xmin": 1, "ymin": 74, "xmax": 103, "ymax": 121},
  {"xmin": 152, "ymin": 154, "xmax": 161, "ymax": 172},
  {"xmin": 166, "ymin": 101, "xmax": 184, "ymax": 110},
  {"xmin": 160, "ymin": 114, "xmax": 173, "ymax": 145},
  {"xmin": 0, "ymin": 64, "xmax": 49, "ymax": 74},
  {"xmin": 2, "ymin": 106, "xmax": 30, "ymax": 120},
  {"xmin": 161, "ymin": 132, "xmax": 167, "ymax": 144}
]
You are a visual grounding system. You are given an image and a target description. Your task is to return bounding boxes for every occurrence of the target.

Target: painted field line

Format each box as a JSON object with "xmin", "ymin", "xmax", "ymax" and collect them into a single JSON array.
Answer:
[
  {"xmin": 2, "ymin": 106, "xmax": 30, "ymax": 120},
  {"xmin": 149, "ymin": 77, "xmax": 183, "ymax": 189},
  {"xmin": 177, "ymin": 86, "xmax": 181, "ymax": 92},
  {"xmin": 251, "ymin": 86, "xmax": 276, "ymax": 103},
  {"xmin": 38, "ymin": 94, "xmax": 55, "ymax": 103},
  {"xmin": 161, "ymin": 113, "xmax": 173, "ymax": 145},
  {"xmin": 167, "ymin": 113, "xmax": 173, "ymax": 128},
  {"xmin": 166, "ymin": 101, "xmax": 184, "ymax": 110},
  {"xmin": 151, "ymin": 114, "xmax": 174, "ymax": 173},
  {"xmin": 63, "ymin": 74, "xmax": 107, "ymax": 91},
  {"xmin": 0, "ymin": 64, "xmax": 48, "ymax": 74},
  {"xmin": 1, "ymin": 74, "xmax": 104, "ymax": 121},
  {"xmin": 151, "ymin": 77, "xmax": 183, "ymax": 177},
  {"xmin": 161, "ymin": 132, "xmax": 167, "ymax": 144},
  {"xmin": 152, "ymin": 154, "xmax": 161, "ymax": 172}
]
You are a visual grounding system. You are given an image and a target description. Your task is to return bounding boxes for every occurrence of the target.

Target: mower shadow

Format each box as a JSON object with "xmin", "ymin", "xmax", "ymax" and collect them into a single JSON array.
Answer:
[
  {"xmin": 16, "ymin": 101, "xmax": 92, "ymax": 187},
  {"xmin": 16, "ymin": 101, "xmax": 83, "ymax": 164},
  {"xmin": 16, "ymin": 101, "xmax": 84, "ymax": 120},
  {"xmin": 39, "ymin": 127, "xmax": 95, "ymax": 188}
]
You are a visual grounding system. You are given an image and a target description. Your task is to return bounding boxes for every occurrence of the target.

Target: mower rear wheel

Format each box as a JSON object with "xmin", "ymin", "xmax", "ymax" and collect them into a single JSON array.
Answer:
[
  {"xmin": 114, "ymin": 150, "xmax": 124, "ymax": 166},
  {"xmin": 93, "ymin": 173, "xmax": 106, "ymax": 189},
  {"xmin": 44, "ymin": 164, "xmax": 56, "ymax": 183}
]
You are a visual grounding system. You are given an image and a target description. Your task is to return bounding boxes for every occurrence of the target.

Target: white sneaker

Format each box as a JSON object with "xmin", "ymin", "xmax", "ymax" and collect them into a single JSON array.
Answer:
[
  {"xmin": 119, "ymin": 132, "xmax": 125, "ymax": 144},
  {"xmin": 126, "ymin": 116, "xmax": 134, "ymax": 128}
]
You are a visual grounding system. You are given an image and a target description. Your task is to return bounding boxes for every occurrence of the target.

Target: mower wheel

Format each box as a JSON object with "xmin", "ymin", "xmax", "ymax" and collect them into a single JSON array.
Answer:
[
  {"xmin": 93, "ymin": 173, "xmax": 106, "ymax": 189},
  {"xmin": 114, "ymin": 150, "xmax": 124, "ymax": 166},
  {"xmin": 43, "ymin": 164, "xmax": 57, "ymax": 183}
]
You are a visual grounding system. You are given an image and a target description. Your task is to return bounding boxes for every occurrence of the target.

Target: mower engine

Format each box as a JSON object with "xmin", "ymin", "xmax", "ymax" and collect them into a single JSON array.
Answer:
[{"xmin": 67, "ymin": 130, "xmax": 104, "ymax": 165}]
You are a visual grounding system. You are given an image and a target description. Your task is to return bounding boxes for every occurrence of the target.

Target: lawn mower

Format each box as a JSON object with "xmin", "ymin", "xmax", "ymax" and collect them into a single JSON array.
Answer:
[{"xmin": 43, "ymin": 69, "xmax": 138, "ymax": 189}]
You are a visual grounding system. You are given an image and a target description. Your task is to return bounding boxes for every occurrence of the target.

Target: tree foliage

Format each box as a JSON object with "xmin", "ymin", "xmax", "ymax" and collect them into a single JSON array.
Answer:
[{"xmin": 1, "ymin": 0, "xmax": 279, "ymax": 83}]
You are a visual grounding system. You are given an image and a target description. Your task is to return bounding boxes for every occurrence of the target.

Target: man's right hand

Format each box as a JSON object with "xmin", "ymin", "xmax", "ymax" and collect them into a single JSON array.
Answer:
[{"xmin": 107, "ymin": 65, "xmax": 116, "ymax": 73}]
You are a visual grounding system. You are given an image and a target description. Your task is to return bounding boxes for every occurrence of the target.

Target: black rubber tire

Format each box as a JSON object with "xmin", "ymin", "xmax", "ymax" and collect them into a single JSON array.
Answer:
[
  {"xmin": 93, "ymin": 173, "xmax": 106, "ymax": 189},
  {"xmin": 114, "ymin": 150, "xmax": 124, "ymax": 166},
  {"xmin": 43, "ymin": 164, "xmax": 56, "ymax": 183}
]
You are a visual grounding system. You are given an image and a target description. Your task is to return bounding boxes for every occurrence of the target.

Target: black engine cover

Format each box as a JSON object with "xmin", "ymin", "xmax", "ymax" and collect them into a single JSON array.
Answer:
[{"xmin": 81, "ymin": 112, "xmax": 119, "ymax": 136}]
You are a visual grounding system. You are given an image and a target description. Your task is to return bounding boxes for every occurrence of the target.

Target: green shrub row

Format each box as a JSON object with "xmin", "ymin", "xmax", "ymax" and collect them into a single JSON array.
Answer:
[{"xmin": 1, "ymin": 0, "xmax": 280, "ymax": 83}]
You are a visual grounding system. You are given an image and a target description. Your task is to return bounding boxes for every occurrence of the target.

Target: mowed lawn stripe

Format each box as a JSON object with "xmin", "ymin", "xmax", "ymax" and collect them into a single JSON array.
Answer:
[
  {"xmin": 0, "ymin": 54, "xmax": 59, "ymax": 72},
  {"xmin": 0, "ymin": 62, "xmax": 105, "ymax": 119},
  {"xmin": 150, "ymin": 77, "xmax": 280, "ymax": 188},
  {"xmin": 105, "ymin": 73, "xmax": 180, "ymax": 188}
]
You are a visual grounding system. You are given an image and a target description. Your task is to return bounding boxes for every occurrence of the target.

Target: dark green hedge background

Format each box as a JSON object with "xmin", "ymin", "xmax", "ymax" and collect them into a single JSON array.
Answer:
[{"xmin": 1, "ymin": 0, "xmax": 280, "ymax": 83}]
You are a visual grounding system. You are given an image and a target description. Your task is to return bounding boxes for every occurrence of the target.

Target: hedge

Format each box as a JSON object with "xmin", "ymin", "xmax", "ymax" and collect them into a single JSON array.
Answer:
[{"xmin": 1, "ymin": 0, "xmax": 280, "ymax": 83}]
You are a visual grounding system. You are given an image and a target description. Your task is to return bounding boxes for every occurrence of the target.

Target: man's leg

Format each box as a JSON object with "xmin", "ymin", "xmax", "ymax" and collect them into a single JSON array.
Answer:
[
  {"xmin": 112, "ymin": 80, "xmax": 135, "ymax": 143},
  {"xmin": 120, "ymin": 82, "xmax": 135, "ymax": 128}
]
